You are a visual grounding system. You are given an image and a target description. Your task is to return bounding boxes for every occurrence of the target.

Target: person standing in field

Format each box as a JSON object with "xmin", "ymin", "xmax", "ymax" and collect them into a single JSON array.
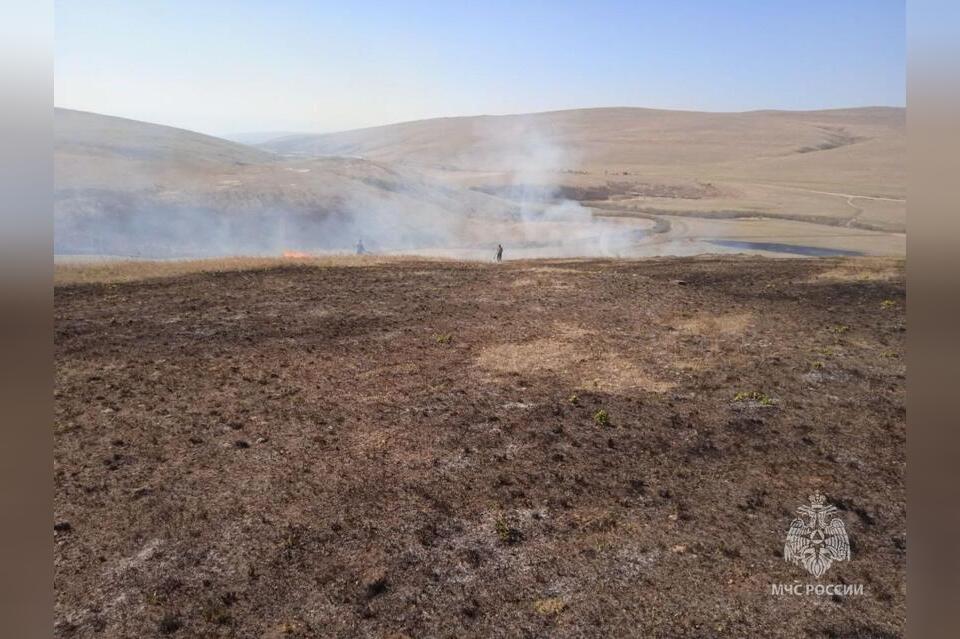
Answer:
[
  {"xmin": 355, "ymin": 239, "xmax": 366, "ymax": 255},
  {"xmin": 496, "ymin": 244, "xmax": 503, "ymax": 263}
]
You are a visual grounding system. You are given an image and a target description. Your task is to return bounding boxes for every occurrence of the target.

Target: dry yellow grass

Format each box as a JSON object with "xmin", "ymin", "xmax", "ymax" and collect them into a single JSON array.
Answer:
[
  {"xmin": 265, "ymin": 106, "xmax": 905, "ymax": 232},
  {"xmin": 476, "ymin": 321, "xmax": 673, "ymax": 393},
  {"xmin": 532, "ymin": 598, "xmax": 567, "ymax": 616},
  {"xmin": 671, "ymin": 359, "xmax": 711, "ymax": 372},
  {"xmin": 478, "ymin": 338, "xmax": 580, "ymax": 373},
  {"xmin": 676, "ymin": 313, "xmax": 753, "ymax": 336},
  {"xmin": 528, "ymin": 266, "xmax": 591, "ymax": 274},
  {"xmin": 807, "ymin": 257, "xmax": 905, "ymax": 283},
  {"xmin": 53, "ymin": 255, "xmax": 451, "ymax": 285}
]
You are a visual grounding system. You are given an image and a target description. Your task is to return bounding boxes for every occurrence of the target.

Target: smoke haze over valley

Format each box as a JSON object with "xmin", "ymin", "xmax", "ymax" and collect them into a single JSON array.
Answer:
[{"xmin": 55, "ymin": 105, "xmax": 904, "ymax": 260}]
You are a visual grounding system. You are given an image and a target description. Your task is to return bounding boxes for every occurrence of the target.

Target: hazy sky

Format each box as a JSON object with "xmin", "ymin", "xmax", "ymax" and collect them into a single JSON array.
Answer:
[{"xmin": 55, "ymin": 1, "xmax": 905, "ymax": 136}]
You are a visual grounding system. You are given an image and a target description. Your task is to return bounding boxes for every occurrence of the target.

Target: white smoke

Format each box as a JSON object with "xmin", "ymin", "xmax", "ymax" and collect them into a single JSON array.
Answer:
[
  {"xmin": 54, "ymin": 115, "xmax": 648, "ymax": 259},
  {"xmin": 458, "ymin": 116, "xmax": 638, "ymax": 258}
]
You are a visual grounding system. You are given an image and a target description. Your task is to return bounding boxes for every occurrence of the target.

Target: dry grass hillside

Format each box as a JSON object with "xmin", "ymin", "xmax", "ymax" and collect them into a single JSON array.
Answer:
[
  {"xmin": 55, "ymin": 109, "xmax": 517, "ymax": 257},
  {"xmin": 263, "ymin": 107, "xmax": 905, "ymax": 233},
  {"xmin": 56, "ymin": 107, "xmax": 905, "ymax": 259}
]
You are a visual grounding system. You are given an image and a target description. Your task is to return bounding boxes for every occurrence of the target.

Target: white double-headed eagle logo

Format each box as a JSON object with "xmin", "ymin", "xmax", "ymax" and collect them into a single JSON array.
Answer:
[{"xmin": 784, "ymin": 492, "xmax": 850, "ymax": 578}]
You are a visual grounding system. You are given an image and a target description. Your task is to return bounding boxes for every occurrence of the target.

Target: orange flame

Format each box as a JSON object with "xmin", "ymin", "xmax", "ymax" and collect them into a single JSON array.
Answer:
[{"xmin": 282, "ymin": 250, "xmax": 312, "ymax": 258}]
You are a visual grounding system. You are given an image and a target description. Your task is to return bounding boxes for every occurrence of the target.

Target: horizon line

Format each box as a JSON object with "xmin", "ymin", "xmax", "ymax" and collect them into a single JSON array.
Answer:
[{"xmin": 54, "ymin": 103, "xmax": 907, "ymax": 142}]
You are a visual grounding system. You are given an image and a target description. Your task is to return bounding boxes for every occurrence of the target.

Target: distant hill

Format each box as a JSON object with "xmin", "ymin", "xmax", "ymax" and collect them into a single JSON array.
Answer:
[
  {"xmin": 219, "ymin": 131, "xmax": 311, "ymax": 146},
  {"xmin": 261, "ymin": 107, "xmax": 905, "ymax": 231},
  {"xmin": 261, "ymin": 106, "xmax": 903, "ymax": 174},
  {"xmin": 55, "ymin": 109, "xmax": 516, "ymax": 257},
  {"xmin": 54, "ymin": 106, "xmax": 906, "ymax": 259},
  {"xmin": 57, "ymin": 108, "xmax": 276, "ymax": 166}
]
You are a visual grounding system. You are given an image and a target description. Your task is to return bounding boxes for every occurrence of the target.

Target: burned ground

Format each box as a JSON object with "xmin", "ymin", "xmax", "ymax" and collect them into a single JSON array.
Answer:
[{"xmin": 54, "ymin": 257, "xmax": 905, "ymax": 638}]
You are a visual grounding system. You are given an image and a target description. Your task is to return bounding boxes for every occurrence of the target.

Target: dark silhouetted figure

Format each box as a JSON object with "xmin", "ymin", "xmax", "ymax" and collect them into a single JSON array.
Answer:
[
  {"xmin": 496, "ymin": 244, "xmax": 503, "ymax": 263},
  {"xmin": 355, "ymin": 239, "xmax": 366, "ymax": 255}
]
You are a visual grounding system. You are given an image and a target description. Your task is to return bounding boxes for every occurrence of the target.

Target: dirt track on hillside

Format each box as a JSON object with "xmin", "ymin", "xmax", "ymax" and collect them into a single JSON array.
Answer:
[{"xmin": 54, "ymin": 257, "xmax": 906, "ymax": 638}]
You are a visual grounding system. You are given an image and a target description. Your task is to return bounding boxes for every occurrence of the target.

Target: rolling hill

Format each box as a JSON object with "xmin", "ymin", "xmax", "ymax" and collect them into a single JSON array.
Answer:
[
  {"xmin": 55, "ymin": 106, "xmax": 906, "ymax": 260},
  {"xmin": 55, "ymin": 109, "xmax": 517, "ymax": 257},
  {"xmin": 261, "ymin": 107, "xmax": 905, "ymax": 232}
]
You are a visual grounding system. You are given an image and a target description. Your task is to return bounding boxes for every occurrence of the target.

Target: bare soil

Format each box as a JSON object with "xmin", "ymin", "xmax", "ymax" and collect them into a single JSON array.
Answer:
[{"xmin": 54, "ymin": 257, "xmax": 906, "ymax": 638}]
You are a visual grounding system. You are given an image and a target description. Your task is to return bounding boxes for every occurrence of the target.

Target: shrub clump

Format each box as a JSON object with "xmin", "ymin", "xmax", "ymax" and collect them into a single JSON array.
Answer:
[
  {"xmin": 733, "ymin": 391, "xmax": 774, "ymax": 406},
  {"xmin": 593, "ymin": 409, "xmax": 610, "ymax": 427}
]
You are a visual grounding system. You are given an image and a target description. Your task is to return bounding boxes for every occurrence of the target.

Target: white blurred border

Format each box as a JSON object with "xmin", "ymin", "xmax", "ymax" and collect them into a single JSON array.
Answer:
[
  {"xmin": 0, "ymin": 1, "xmax": 52, "ymax": 638},
  {"xmin": 908, "ymin": 1, "xmax": 960, "ymax": 636}
]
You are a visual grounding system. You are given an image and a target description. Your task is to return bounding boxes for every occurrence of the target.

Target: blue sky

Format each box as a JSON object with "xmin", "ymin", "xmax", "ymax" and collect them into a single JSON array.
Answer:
[{"xmin": 55, "ymin": 1, "xmax": 905, "ymax": 135}]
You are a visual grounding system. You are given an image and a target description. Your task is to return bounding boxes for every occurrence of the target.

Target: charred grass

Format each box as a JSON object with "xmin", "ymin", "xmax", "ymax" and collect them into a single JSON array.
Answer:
[{"xmin": 54, "ymin": 256, "xmax": 905, "ymax": 637}]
